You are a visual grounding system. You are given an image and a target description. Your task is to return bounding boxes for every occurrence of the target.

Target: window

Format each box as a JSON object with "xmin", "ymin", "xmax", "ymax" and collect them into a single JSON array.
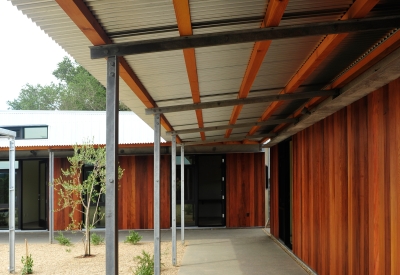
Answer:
[
  {"xmin": 1, "ymin": 126, "xmax": 48, "ymax": 139},
  {"xmin": 0, "ymin": 161, "xmax": 19, "ymax": 170}
]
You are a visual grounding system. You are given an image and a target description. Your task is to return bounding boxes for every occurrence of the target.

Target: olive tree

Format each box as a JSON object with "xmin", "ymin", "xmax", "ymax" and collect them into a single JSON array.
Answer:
[{"xmin": 54, "ymin": 141, "xmax": 123, "ymax": 256}]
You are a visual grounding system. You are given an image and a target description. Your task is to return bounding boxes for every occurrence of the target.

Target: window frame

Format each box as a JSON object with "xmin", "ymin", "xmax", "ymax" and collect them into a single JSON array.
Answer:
[{"xmin": 0, "ymin": 126, "xmax": 48, "ymax": 140}]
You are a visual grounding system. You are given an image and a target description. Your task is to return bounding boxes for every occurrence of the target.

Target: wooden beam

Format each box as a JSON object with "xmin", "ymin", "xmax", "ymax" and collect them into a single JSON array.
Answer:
[
  {"xmin": 226, "ymin": 0, "xmax": 289, "ymax": 138},
  {"xmin": 247, "ymin": 0, "xmax": 380, "ymax": 137},
  {"xmin": 265, "ymin": 29, "xmax": 400, "ymax": 142},
  {"xmin": 90, "ymin": 15, "xmax": 400, "ymax": 58},
  {"xmin": 146, "ymin": 90, "xmax": 338, "ymax": 114},
  {"xmin": 166, "ymin": 118, "xmax": 297, "ymax": 135},
  {"xmin": 56, "ymin": 0, "xmax": 177, "ymax": 135},
  {"xmin": 173, "ymin": 0, "xmax": 206, "ymax": 140},
  {"xmin": 264, "ymin": 45, "xmax": 400, "ymax": 148}
]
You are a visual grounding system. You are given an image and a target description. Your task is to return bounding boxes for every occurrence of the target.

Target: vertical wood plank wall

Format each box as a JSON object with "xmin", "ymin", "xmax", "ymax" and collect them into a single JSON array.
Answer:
[
  {"xmin": 118, "ymin": 155, "xmax": 171, "ymax": 229},
  {"xmin": 54, "ymin": 155, "xmax": 171, "ymax": 230},
  {"xmin": 54, "ymin": 152, "xmax": 266, "ymax": 230},
  {"xmin": 53, "ymin": 158, "xmax": 81, "ymax": 230},
  {"xmin": 226, "ymin": 153, "xmax": 265, "ymax": 227},
  {"xmin": 270, "ymin": 77, "xmax": 400, "ymax": 275}
]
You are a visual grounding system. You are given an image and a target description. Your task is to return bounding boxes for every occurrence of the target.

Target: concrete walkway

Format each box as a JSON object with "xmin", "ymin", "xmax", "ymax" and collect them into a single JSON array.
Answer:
[
  {"xmin": 178, "ymin": 228, "xmax": 308, "ymax": 275},
  {"xmin": 1, "ymin": 228, "xmax": 308, "ymax": 274}
]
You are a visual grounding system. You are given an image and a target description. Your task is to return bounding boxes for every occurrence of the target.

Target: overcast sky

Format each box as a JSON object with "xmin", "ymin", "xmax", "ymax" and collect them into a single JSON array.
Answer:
[{"xmin": 0, "ymin": 1, "xmax": 68, "ymax": 110}]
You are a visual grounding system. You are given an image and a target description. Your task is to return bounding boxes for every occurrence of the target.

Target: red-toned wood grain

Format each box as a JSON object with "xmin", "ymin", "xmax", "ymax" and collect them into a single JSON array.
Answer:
[
  {"xmin": 284, "ymin": 77, "xmax": 400, "ymax": 275},
  {"xmin": 388, "ymin": 78, "xmax": 400, "ymax": 275},
  {"xmin": 53, "ymin": 158, "xmax": 82, "ymax": 230},
  {"xmin": 368, "ymin": 88, "xmax": 387, "ymax": 275},
  {"xmin": 226, "ymin": 153, "xmax": 265, "ymax": 227},
  {"xmin": 118, "ymin": 155, "xmax": 170, "ymax": 229},
  {"xmin": 347, "ymin": 97, "xmax": 369, "ymax": 275}
]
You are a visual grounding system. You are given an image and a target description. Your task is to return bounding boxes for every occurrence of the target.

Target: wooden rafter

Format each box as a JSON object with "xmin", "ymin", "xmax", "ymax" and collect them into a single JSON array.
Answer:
[
  {"xmin": 55, "ymin": 0, "xmax": 176, "ymax": 136},
  {"xmin": 266, "ymin": 29, "xmax": 400, "ymax": 140},
  {"xmin": 173, "ymin": 0, "xmax": 206, "ymax": 140},
  {"xmin": 247, "ymin": 0, "xmax": 380, "ymax": 137},
  {"xmin": 225, "ymin": 0, "xmax": 289, "ymax": 138}
]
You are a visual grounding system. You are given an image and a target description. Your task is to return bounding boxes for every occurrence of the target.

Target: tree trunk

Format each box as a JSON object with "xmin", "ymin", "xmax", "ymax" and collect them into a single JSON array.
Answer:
[{"xmin": 85, "ymin": 207, "xmax": 90, "ymax": 256}]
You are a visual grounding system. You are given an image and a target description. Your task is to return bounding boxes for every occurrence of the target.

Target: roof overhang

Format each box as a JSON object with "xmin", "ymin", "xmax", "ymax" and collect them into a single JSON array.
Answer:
[{"xmin": 10, "ymin": 0, "xmax": 400, "ymax": 147}]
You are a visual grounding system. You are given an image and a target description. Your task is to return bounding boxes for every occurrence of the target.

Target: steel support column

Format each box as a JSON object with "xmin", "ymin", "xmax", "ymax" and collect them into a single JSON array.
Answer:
[
  {"xmin": 180, "ymin": 144, "xmax": 185, "ymax": 244},
  {"xmin": 9, "ymin": 138, "xmax": 15, "ymax": 273},
  {"xmin": 48, "ymin": 150, "xmax": 54, "ymax": 244},
  {"xmin": 154, "ymin": 113, "xmax": 161, "ymax": 275},
  {"xmin": 105, "ymin": 56, "xmax": 119, "ymax": 275},
  {"xmin": 171, "ymin": 134, "xmax": 177, "ymax": 266}
]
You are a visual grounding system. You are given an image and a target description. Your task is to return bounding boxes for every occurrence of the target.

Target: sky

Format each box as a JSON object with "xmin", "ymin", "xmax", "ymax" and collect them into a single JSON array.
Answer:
[{"xmin": 0, "ymin": 1, "xmax": 69, "ymax": 110}]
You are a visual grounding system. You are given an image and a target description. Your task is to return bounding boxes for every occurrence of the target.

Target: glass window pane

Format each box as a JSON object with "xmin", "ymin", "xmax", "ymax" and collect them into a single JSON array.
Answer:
[
  {"xmin": 0, "ymin": 172, "xmax": 9, "ymax": 204},
  {"xmin": 24, "ymin": 127, "xmax": 48, "ymax": 139},
  {"xmin": 0, "ymin": 161, "xmax": 19, "ymax": 169},
  {"xmin": 176, "ymin": 156, "xmax": 193, "ymax": 165}
]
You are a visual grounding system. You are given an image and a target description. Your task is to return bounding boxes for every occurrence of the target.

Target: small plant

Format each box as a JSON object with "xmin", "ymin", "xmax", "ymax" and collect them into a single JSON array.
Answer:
[
  {"xmin": 21, "ymin": 255, "xmax": 33, "ymax": 275},
  {"xmin": 90, "ymin": 232, "xmax": 104, "ymax": 245},
  {"xmin": 133, "ymin": 250, "xmax": 154, "ymax": 275},
  {"xmin": 22, "ymin": 239, "xmax": 33, "ymax": 275},
  {"xmin": 55, "ymin": 232, "xmax": 72, "ymax": 246},
  {"xmin": 125, "ymin": 230, "xmax": 142, "ymax": 245},
  {"xmin": 66, "ymin": 248, "xmax": 71, "ymax": 253}
]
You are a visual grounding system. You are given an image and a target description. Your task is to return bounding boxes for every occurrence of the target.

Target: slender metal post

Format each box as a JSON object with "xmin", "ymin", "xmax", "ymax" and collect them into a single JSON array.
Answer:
[
  {"xmin": 9, "ymin": 138, "xmax": 15, "ymax": 273},
  {"xmin": 171, "ymin": 134, "xmax": 177, "ymax": 266},
  {"xmin": 180, "ymin": 144, "xmax": 185, "ymax": 244},
  {"xmin": 48, "ymin": 150, "xmax": 54, "ymax": 243},
  {"xmin": 154, "ymin": 114, "xmax": 161, "ymax": 275},
  {"xmin": 105, "ymin": 56, "xmax": 119, "ymax": 275}
]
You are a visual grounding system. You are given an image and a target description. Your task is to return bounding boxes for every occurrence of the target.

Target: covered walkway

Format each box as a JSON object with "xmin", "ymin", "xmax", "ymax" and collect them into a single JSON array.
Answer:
[{"xmin": 179, "ymin": 228, "xmax": 308, "ymax": 275}]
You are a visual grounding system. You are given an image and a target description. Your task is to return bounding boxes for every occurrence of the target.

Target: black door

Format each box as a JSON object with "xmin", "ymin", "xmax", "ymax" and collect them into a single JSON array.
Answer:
[
  {"xmin": 174, "ymin": 155, "xmax": 226, "ymax": 227},
  {"xmin": 278, "ymin": 139, "xmax": 292, "ymax": 249},
  {"xmin": 197, "ymin": 155, "xmax": 225, "ymax": 227},
  {"xmin": 38, "ymin": 161, "xmax": 47, "ymax": 228}
]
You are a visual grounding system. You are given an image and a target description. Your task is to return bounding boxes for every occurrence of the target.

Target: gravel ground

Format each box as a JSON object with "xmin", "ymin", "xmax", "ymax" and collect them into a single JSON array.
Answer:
[{"xmin": 0, "ymin": 241, "xmax": 185, "ymax": 274}]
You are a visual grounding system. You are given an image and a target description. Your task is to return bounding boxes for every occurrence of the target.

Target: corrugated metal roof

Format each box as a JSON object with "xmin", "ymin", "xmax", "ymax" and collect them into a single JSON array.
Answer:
[
  {"xmin": 0, "ymin": 110, "xmax": 158, "ymax": 148},
  {"xmin": 9, "ymin": 0, "xmax": 399, "ymax": 145}
]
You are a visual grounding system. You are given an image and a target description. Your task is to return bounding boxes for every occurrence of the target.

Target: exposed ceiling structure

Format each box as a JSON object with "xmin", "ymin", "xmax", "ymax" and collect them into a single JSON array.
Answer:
[{"xmin": 10, "ymin": 0, "xmax": 400, "ymax": 148}]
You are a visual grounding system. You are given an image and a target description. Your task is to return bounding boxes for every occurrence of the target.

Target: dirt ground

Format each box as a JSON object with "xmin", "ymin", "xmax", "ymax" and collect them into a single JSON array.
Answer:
[{"xmin": 0, "ymin": 241, "xmax": 185, "ymax": 274}]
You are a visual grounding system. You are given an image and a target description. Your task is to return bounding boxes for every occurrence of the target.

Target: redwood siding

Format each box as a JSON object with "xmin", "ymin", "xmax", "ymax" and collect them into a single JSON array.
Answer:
[
  {"xmin": 226, "ymin": 153, "xmax": 265, "ymax": 227},
  {"xmin": 270, "ymin": 77, "xmax": 400, "ymax": 275},
  {"xmin": 118, "ymin": 155, "xmax": 171, "ymax": 229},
  {"xmin": 54, "ymin": 155, "xmax": 171, "ymax": 230},
  {"xmin": 53, "ymin": 158, "xmax": 82, "ymax": 230}
]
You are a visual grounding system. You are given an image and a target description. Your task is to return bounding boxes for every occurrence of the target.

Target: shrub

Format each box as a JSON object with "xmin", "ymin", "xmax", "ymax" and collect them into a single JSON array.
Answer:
[
  {"xmin": 125, "ymin": 230, "xmax": 142, "ymax": 245},
  {"xmin": 90, "ymin": 232, "xmax": 104, "ymax": 245},
  {"xmin": 55, "ymin": 232, "xmax": 72, "ymax": 246},
  {"xmin": 21, "ymin": 254, "xmax": 33, "ymax": 275},
  {"xmin": 133, "ymin": 250, "xmax": 154, "ymax": 275}
]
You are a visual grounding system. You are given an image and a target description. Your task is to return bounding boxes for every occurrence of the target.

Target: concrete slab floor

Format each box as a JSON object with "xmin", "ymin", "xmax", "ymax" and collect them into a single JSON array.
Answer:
[{"xmin": 178, "ymin": 228, "xmax": 308, "ymax": 275}]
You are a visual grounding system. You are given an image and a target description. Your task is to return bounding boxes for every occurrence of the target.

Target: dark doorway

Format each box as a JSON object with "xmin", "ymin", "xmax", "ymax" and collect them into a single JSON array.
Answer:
[
  {"xmin": 38, "ymin": 161, "xmax": 47, "ymax": 228},
  {"xmin": 174, "ymin": 154, "xmax": 226, "ymax": 227},
  {"xmin": 197, "ymin": 155, "xmax": 225, "ymax": 226},
  {"xmin": 278, "ymin": 139, "xmax": 292, "ymax": 249},
  {"xmin": 21, "ymin": 159, "xmax": 47, "ymax": 230}
]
